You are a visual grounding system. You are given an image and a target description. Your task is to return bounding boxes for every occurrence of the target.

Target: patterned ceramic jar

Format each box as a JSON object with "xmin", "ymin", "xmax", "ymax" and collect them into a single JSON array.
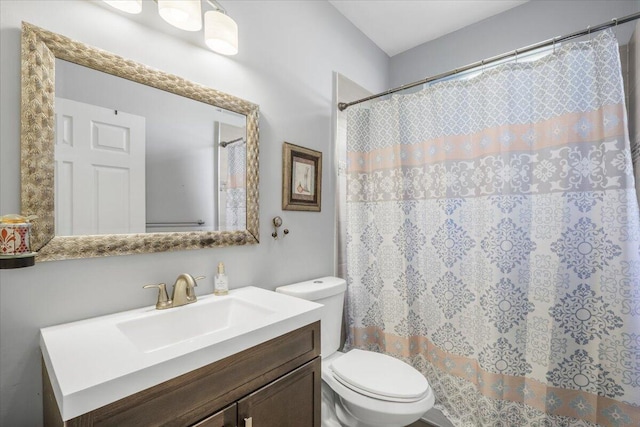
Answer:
[{"xmin": 0, "ymin": 214, "xmax": 36, "ymax": 256}]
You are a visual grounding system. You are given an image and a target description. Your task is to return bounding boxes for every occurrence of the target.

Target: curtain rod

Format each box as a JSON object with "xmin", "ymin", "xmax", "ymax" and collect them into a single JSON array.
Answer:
[
  {"xmin": 219, "ymin": 137, "xmax": 245, "ymax": 148},
  {"xmin": 338, "ymin": 11, "xmax": 640, "ymax": 111}
]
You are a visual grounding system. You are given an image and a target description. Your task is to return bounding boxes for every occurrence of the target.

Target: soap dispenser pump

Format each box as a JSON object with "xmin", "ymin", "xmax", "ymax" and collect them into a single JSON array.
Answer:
[{"xmin": 214, "ymin": 262, "xmax": 229, "ymax": 295}]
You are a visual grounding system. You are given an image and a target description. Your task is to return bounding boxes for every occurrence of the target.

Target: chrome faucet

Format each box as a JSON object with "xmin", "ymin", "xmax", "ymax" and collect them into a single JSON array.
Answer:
[{"xmin": 144, "ymin": 274, "xmax": 205, "ymax": 309}]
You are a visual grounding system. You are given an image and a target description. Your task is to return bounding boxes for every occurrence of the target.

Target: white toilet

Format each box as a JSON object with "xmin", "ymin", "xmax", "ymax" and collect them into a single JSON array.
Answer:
[{"xmin": 276, "ymin": 277, "xmax": 434, "ymax": 427}]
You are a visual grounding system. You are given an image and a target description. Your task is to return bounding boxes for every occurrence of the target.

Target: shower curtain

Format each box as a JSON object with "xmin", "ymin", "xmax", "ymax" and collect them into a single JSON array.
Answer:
[
  {"xmin": 224, "ymin": 143, "xmax": 246, "ymax": 230},
  {"xmin": 344, "ymin": 30, "xmax": 640, "ymax": 426}
]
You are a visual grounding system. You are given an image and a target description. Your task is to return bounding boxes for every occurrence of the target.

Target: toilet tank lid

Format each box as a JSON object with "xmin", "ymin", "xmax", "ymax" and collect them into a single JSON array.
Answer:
[{"xmin": 275, "ymin": 276, "xmax": 346, "ymax": 300}]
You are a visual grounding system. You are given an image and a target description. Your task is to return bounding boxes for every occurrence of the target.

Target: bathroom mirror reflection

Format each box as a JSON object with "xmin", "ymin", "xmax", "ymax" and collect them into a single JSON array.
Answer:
[
  {"xmin": 21, "ymin": 22, "xmax": 259, "ymax": 261},
  {"xmin": 55, "ymin": 60, "xmax": 247, "ymax": 235}
]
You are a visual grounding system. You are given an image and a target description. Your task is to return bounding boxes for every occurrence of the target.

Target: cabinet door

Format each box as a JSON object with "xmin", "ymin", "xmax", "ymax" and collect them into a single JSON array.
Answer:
[
  {"xmin": 192, "ymin": 403, "xmax": 237, "ymax": 427},
  {"xmin": 237, "ymin": 358, "xmax": 320, "ymax": 427}
]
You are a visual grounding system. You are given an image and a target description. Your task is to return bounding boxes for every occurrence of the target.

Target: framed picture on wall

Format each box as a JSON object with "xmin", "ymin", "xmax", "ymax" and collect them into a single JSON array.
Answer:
[{"xmin": 282, "ymin": 142, "xmax": 322, "ymax": 212}]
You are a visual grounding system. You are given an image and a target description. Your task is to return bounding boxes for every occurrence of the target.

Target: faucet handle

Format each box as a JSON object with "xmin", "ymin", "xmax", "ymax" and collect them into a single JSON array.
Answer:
[
  {"xmin": 143, "ymin": 283, "xmax": 172, "ymax": 310},
  {"xmin": 186, "ymin": 275, "xmax": 205, "ymax": 290},
  {"xmin": 186, "ymin": 275, "xmax": 205, "ymax": 301}
]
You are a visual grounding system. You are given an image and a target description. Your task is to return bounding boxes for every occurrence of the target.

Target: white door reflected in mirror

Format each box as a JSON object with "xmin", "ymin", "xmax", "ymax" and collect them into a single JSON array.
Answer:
[{"xmin": 55, "ymin": 98, "xmax": 146, "ymax": 236}]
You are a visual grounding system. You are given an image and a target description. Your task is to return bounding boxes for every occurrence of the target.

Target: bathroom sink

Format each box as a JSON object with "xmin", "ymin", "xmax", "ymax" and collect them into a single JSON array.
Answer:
[
  {"xmin": 117, "ymin": 297, "xmax": 275, "ymax": 353},
  {"xmin": 40, "ymin": 286, "xmax": 322, "ymax": 421}
]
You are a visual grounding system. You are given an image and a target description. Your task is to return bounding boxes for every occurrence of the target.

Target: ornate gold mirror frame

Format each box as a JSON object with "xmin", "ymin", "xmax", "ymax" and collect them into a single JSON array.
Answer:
[{"xmin": 21, "ymin": 22, "xmax": 259, "ymax": 261}]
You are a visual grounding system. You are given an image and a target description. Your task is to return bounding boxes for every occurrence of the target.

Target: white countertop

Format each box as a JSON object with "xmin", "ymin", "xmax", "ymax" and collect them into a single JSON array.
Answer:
[{"xmin": 40, "ymin": 286, "xmax": 322, "ymax": 421}]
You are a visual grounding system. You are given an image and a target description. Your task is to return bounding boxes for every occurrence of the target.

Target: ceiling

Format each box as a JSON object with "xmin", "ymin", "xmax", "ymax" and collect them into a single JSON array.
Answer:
[{"xmin": 329, "ymin": 0, "xmax": 529, "ymax": 57}]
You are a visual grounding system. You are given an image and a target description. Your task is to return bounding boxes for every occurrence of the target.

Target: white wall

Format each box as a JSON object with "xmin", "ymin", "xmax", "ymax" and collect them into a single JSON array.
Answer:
[
  {"xmin": 0, "ymin": 1, "xmax": 388, "ymax": 424},
  {"xmin": 390, "ymin": 0, "xmax": 640, "ymax": 87}
]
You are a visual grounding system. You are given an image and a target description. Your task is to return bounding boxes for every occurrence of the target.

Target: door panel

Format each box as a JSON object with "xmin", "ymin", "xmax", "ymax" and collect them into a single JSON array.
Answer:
[
  {"xmin": 237, "ymin": 358, "xmax": 320, "ymax": 427},
  {"xmin": 55, "ymin": 97, "xmax": 146, "ymax": 235}
]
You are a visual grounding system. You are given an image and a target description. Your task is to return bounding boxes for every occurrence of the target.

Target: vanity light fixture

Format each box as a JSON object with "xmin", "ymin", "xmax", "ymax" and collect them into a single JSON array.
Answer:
[
  {"xmin": 204, "ymin": 7, "xmax": 238, "ymax": 55},
  {"xmin": 101, "ymin": 0, "xmax": 239, "ymax": 55},
  {"xmin": 158, "ymin": 0, "xmax": 202, "ymax": 31}
]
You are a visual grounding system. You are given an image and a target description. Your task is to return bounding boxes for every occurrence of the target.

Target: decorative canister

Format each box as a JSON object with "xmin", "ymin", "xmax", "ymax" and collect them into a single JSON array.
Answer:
[{"xmin": 0, "ymin": 214, "xmax": 36, "ymax": 256}]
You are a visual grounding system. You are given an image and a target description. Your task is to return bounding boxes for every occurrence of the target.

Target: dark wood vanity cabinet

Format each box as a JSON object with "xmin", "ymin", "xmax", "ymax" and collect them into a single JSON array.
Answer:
[
  {"xmin": 192, "ymin": 404, "xmax": 237, "ymax": 427},
  {"xmin": 192, "ymin": 359, "xmax": 320, "ymax": 427},
  {"xmin": 237, "ymin": 359, "xmax": 320, "ymax": 427},
  {"xmin": 43, "ymin": 322, "xmax": 321, "ymax": 427}
]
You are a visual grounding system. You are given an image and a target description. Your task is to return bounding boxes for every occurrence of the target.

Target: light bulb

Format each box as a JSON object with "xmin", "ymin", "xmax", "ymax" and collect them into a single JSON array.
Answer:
[
  {"xmin": 204, "ymin": 10, "xmax": 238, "ymax": 55},
  {"xmin": 158, "ymin": 0, "xmax": 202, "ymax": 32}
]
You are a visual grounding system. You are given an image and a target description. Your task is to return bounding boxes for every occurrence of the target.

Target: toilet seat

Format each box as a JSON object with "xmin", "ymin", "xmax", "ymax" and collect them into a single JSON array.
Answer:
[
  {"xmin": 322, "ymin": 351, "xmax": 435, "ymax": 427},
  {"xmin": 330, "ymin": 349, "xmax": 429, "ymax": 403}
]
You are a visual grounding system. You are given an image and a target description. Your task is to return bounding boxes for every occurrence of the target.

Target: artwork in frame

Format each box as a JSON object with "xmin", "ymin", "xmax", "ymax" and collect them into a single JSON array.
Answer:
[{"xmin": 282, "ymin": 142, "xmax": 322, "ymax": 212}]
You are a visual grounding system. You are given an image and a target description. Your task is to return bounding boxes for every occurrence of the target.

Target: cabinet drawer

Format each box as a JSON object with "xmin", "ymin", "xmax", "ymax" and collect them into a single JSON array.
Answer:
[{"xmin": 45, "ymin": 321, "xmax": 320, "ymax": 427}]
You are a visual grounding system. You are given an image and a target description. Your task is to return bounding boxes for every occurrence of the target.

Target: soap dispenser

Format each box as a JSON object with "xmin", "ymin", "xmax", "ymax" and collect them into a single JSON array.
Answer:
[{"xmin": 214, "ymin": 262, "xmax": 229, "ymax": 295}]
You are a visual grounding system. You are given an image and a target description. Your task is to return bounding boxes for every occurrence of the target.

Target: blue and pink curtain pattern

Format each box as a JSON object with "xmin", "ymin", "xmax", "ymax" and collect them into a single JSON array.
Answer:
[
  {"xmin": 224, "ymin": 143, "xmax": 246, "ymax": 230},
  {"xmin": 345, "ymin": 30, "xmax": 640, "ymax": 426}
]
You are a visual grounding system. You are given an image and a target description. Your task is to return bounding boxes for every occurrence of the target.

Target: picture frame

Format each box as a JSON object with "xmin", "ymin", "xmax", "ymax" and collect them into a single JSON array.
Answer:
[{"xmin": 282, "ymin": 142, "xmax": 322, "ymax": 212}]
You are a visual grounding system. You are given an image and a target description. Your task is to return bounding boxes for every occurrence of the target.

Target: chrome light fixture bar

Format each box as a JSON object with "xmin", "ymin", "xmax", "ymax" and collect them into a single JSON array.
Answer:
[{"xmin": 101, "ymin": 0, "xmax": 239, "ymax": 55}]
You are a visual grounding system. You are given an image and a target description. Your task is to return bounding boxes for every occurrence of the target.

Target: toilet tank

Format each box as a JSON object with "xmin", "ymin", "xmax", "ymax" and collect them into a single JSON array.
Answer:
[{"xmin": 276, "ymin": 277, "xmax": 347, "ymax": 357}]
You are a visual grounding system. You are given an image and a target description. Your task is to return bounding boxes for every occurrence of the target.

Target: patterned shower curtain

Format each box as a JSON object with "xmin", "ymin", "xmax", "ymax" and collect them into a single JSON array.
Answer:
[
  {"xmin": 345, "ymin": 30, "xmax": 640, "ymax": 426},
  {"xmin": 224, "ymin": 143, "xmax": 246, "ymax": 230}
]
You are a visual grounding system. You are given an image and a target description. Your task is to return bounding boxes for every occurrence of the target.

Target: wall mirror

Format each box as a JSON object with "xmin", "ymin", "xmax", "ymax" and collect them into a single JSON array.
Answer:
[{"xmin": 21, "ymin": 22, "xmax": 259, "ymax": 261}]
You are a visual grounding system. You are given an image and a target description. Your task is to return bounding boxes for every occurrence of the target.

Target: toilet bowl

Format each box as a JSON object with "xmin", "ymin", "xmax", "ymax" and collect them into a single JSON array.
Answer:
[{"xmin": 276, "ymin": 277, "xmax": 434, "ymax": 427}]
